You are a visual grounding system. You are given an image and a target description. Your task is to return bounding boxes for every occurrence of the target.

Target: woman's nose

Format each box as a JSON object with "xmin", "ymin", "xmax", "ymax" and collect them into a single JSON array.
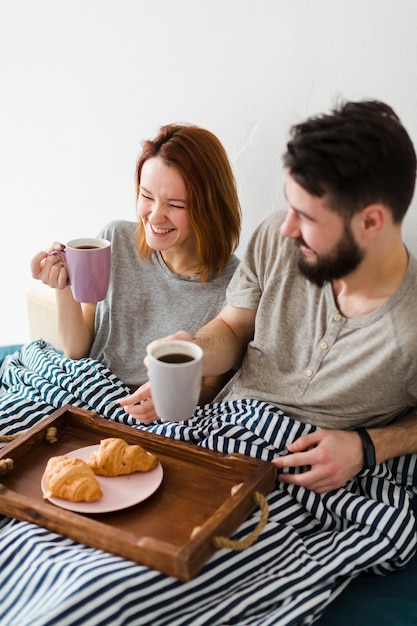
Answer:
[{"xmin": 150, "ymin": 201, "xmax": 166, "ymax": 220}]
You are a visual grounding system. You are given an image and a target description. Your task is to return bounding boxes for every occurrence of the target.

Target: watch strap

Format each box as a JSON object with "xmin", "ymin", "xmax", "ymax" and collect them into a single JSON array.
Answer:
[{"xmin": 355, "ymin": 427, "xmax": 376, "ymax": 470}]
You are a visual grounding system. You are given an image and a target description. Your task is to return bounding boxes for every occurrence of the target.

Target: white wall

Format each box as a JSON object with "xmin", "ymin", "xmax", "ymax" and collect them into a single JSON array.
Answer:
[{"xmin": 1, "ymin": 0, "xmax": 417, "ymax": 345}]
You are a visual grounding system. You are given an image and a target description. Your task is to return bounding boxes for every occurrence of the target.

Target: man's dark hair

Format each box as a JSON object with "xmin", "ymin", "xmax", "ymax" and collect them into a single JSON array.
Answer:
[{"xmin": 283, "ymin": 100, "xmax": 417, "ymax": 222}]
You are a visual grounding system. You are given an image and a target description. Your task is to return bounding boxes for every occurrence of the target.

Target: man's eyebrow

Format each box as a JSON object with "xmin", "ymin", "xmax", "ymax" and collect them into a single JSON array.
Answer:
[
  {"xmin": 283, "ymin": 184, "xmax": 317, "ymax": 222},
  {"xmin": 291, "ymin": 206, "xmax": 317, "ymax": 221}
]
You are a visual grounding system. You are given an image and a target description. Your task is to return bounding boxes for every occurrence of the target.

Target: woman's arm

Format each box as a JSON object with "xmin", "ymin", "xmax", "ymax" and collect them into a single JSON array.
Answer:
[{"xmin": 55, "ymin": 289, "xmax": 96, "ymax": 358}]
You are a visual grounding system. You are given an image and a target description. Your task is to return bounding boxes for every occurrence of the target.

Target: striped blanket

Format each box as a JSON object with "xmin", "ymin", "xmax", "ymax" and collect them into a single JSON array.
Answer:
[{"xmin": 0, "ymin": 340, "xmax": 416, "ymax": 626}]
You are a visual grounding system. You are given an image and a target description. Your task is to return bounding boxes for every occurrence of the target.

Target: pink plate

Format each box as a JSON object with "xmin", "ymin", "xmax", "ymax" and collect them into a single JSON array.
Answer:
[{"xmin": 41, "ymin": 444, "xmax": 163, "ymax": 514}]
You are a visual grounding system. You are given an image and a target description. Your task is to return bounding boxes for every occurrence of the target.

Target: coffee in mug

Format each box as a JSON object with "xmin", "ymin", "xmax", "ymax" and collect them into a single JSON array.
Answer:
[{"xmin": 157, "ymin": 353, "xmax": 194, "ymax": 364}]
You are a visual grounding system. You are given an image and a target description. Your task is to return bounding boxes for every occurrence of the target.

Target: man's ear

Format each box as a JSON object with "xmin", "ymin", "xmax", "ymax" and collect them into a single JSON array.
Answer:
[{"xmin": 360, "ymin": 204, "xmax": 386, "ymax": 238}]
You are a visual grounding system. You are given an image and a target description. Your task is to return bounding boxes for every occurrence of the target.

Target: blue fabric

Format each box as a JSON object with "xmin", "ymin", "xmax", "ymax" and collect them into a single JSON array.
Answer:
[
  {"xmin": 0, "ymin": 344, "xmax": 23, "ymax": 381},
  {"xmin": 0, "ymin": 344, "xmax": 23, "ymax": 365}
]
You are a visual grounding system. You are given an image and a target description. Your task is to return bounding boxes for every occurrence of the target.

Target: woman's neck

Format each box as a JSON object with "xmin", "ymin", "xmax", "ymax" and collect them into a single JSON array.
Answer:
[{"xmin": 160, "ymin": 250, "xmax": 201, "ymax": 276}]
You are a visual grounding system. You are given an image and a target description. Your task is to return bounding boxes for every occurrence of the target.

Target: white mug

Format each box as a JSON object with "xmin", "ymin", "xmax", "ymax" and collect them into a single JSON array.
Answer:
[{"xmin": 147, "ymin": 340, "xmax": 203, "ymax": 422}]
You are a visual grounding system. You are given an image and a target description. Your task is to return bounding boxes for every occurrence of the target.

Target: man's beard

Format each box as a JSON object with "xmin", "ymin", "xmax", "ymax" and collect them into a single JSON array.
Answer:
[{"xmin": 296, "ymin": 222, "xmax": 365, "ymax": 287}]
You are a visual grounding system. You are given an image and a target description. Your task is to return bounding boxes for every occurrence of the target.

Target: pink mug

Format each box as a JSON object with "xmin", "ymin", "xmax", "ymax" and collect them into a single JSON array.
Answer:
[{"xmin": 51, "ymin": 237, "xmax": 111, "ymax": 303}]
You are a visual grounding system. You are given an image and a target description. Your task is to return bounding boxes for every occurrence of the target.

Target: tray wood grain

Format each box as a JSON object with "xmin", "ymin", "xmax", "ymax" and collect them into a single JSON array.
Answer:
[{"xmin": 0, "ymin": 405, "xmax": 276, "ymax": 580}]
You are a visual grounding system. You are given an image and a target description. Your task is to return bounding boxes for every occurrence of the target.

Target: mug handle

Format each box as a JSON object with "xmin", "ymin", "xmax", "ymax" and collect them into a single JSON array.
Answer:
[{"xmin": 49, "ymin": 245, "xmax": 66, "ymax": 259}]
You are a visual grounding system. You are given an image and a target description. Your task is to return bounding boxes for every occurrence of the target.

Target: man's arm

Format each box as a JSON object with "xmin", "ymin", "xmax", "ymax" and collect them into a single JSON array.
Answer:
[
  {"xmin": 371, "ymin": 409, "xmax": 417, "ymax": 462},
  {"xmin": 273, "ymin": 409, "xmax": 417, "ymax": 493},
  {"xmin": 120, "ymin": 303, "xmax": 256, "ymax": 422},
  {"xmin": 193, "ymin": 304, "xmax": 256, "ymax": 376}
]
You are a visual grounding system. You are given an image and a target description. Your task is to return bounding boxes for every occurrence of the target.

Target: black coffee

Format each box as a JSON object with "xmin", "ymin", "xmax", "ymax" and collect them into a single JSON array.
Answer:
[
  {"xmin": 158, "ymin": 353, "xmax": 194, "ymax": 364},
  {"xmin": 75, "ymin": 245, "xmax": 100, "ymax": 249}
]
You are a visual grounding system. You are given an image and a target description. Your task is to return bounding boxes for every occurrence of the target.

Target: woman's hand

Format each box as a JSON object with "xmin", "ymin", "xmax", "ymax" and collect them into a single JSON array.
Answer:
[
  {"xmin": 30, "ymin": 242, "xmax": 68, "ymax": 290},
  {"xmin": 121, "ymin": 332, "xmax": 196, "ymax": 423},
  {"xmin": 119, "ymin": 382, "xmax": 159, "ymax": 424}
]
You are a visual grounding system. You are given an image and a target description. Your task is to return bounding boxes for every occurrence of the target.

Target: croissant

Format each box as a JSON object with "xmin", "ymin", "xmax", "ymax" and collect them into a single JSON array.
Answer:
[
  {"xmin": 43, "ymin": 455, "xmax": 103, "ymax": 502},
  {"xmin": 88, "ymin": 438, "xmax": 158, "ymax": 476}
]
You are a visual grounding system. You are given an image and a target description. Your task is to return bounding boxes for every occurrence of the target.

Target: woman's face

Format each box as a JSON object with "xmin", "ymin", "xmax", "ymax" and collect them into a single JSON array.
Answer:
[{"xmin": 137, "ymin": 156, "xmax": 195, "ymax": 254}]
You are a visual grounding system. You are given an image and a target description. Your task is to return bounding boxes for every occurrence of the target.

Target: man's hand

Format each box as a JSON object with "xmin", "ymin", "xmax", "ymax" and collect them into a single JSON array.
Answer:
[
  {"xmin": 146, "ymin": 330, "xmax": 193, "ymax": 352},
  {"xmin": 272, "ymin": 429, "xmax": 365, "ymax": 493}
]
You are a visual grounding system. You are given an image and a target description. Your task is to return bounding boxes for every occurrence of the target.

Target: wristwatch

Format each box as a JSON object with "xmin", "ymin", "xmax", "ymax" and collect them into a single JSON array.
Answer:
[{"xmin": 355, "ymin": 427, "xmax": 376, "ymax": 470}]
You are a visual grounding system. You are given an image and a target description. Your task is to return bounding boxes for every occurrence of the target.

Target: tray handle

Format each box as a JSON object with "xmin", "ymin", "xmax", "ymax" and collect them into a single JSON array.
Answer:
[{"xmin": 212, "ymin": 491, "xmax": 269, "ymax": 551}]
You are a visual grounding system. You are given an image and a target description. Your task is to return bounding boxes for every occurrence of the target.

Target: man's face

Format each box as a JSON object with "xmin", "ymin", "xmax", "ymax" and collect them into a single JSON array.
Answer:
[
  {"xmin": 281, "ymin": 174, "xmax": 365, "ymax": 287},
  {"xmin": 296, "ymin": 220, "xmax": 365, "ymax": 287}
]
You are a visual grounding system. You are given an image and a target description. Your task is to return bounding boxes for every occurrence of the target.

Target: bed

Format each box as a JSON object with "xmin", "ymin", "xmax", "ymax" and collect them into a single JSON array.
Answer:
[{"xmin": 1, "ymin": 308, "xmax": 417, "ymax": 625}]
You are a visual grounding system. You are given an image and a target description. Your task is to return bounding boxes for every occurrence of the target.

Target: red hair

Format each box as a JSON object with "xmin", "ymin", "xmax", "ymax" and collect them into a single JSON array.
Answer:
[{"xmin": 135, "ymin": 124, "xmax": 241, "ymax": 282}]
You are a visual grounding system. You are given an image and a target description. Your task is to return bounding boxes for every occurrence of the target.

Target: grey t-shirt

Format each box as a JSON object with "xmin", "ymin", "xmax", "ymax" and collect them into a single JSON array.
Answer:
[
  {"xmin": 89, "ymin": 220, "xmax": 240, "ymax": 389},
  {"xmin": 216, "ymin": 211, "xmax": 417, "ymax": 430}
]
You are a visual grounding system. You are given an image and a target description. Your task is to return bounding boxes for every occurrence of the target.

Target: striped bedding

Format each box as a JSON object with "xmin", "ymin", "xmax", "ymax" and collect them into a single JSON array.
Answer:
[{"xmin": 0, "ymin": 340, "xmax": 416, "ymax": 626}]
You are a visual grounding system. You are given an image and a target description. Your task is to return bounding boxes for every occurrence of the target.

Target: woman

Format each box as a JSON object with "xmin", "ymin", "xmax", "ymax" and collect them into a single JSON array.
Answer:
[{"xmin": 31, "ymin": 123, "xmax": 241, "ymax": 412}]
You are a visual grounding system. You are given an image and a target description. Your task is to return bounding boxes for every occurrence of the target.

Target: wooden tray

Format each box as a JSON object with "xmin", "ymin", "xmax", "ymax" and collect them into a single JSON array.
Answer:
[{"xmin": 0, "ymin": 405, "xmax": 275, "ymax": 581}]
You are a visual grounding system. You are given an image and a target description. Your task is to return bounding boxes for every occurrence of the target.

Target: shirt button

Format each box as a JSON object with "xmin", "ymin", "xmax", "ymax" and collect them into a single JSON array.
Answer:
[
  {"xmin": 320, "ymin": 342, "xmax": 328, "ymax": 350},
  {"xmin": 333, "ymin": 313, "xmax": 342, "ymax": 322},
  {"xmin": 306, "ymin": 368, "xmax": 314, "ymax": 377}
]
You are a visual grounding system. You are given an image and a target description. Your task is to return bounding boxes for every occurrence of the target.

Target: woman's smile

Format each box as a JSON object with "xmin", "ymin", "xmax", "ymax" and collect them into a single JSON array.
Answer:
[{"xmin": 149, "ymin": 224, "xmax": 176, "ymax": 235}]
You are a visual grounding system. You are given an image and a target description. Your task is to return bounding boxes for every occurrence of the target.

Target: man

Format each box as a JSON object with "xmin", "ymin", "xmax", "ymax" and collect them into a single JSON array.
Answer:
[{"xmin": 121, "ymin": 100, "xmax": 417, "ymax": 493}]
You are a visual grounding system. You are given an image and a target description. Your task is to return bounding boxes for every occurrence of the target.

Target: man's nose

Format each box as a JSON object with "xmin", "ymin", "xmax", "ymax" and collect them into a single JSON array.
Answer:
[{"xmin": 280, "ymin": 210, "xmax": 301, "ymax": 239}]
